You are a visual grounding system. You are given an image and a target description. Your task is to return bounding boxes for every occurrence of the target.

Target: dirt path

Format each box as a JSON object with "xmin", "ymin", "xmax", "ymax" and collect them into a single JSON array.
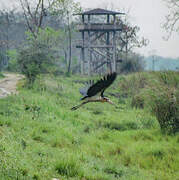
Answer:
[{"xmin": 0, "ymin": 73, "xmax": 23, "ymax": 98}]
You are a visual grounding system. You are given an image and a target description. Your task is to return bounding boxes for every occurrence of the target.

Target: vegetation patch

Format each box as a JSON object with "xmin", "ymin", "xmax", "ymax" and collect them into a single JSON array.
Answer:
[
  {"xmin": 0, "ymin": 72, "xmax": 4, "ymax": 78},
  {"xmin": 55, "ymin": 157, "xmax": 83, "ymax": 177}
]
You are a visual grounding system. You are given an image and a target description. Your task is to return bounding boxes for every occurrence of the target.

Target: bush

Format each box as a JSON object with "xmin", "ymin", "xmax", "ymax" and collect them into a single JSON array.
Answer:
[
  {"xmin": 131, "ymin": 94, "xmax": 145, "ymax": 109},
  {"xmin": 119, "ymin": 72, "xmax": 148, "ymax": 98},
  {"xmin": 119, "ymin": 53, "xmax": 145, "ymax": 74},
  {"xmin": 0, "ymin": 51, "xmax": 7, "ymax": 71},
  {"xmin": 17, "ymin": 28, "xmax": 61, "ymax": 85},
  {"xmin": 17, "ymin": 45, "xmax": 50, "ymax": 85},
  {"xmin": 0, "ymin": 72, "xmax": 4, "ymax": 78},
  {"xmin": 157, "ymin": 71, "xmax": 179, "ymax": 88},
  {"xmin": 147, "ymin": 86, "xmax": 179, "ymax": 134},
  {"xmin": 17, "ymin": 42, "xmax": 57, "ymax": 85},
  {"xmin": 6, "ymin": 49, "xmax": 19, "ymax": 72}
]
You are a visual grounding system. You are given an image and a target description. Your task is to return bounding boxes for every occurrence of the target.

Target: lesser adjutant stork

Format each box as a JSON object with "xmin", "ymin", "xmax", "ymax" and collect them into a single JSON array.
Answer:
[{"xmin": 71, "ymin": 72, "xmax": 117, "ymax": 110}]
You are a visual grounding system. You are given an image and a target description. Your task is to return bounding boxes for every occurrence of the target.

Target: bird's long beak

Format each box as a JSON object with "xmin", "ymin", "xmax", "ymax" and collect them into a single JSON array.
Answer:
[{"xmin": 107, "ymin": 99, "xmax": 117, "ymax": 107}]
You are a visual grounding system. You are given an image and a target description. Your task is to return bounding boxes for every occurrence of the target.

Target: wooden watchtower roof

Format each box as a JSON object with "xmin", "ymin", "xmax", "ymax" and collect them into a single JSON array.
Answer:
[
  {"xmin": 75, "ymin": 8, "xmax": 125, "ymax": 32},
  {"xmin": 75, "ymin": 8, "xmax": 125, "ymax": 15}
]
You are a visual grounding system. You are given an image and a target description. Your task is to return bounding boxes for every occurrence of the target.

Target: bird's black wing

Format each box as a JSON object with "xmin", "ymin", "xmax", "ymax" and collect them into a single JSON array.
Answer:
[
  {"xmin": 87, "ymin": 72, "xmax": 117, "ymax": 97},
  {"xmin": 79, "ymin": 80, "xmax": 94, "ymax": 97}
]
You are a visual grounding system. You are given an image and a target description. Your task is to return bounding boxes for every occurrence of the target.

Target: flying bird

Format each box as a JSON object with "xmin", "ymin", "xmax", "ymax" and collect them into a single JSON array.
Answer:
[{"xmin": 71, "ymin": 72, "xmax": 117, "ymax": 110}]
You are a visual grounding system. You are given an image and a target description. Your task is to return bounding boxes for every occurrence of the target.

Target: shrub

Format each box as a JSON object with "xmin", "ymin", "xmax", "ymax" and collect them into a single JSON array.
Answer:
[
  {"xmin": 119, "ymin": 73, "xmax": 148, "ymax": 98},
  {"xmin": 17, "ymin": 45, "xmax": 50, "ymax": 85},
  {"xmin": 17, "ymin": 28, "xmax": 60, "ymax": 85},
  {"xmin": 157, "ymin": 71, "xmax": 179, "ymax": 88},
  {"xmin": 6, "ymin": 49, "xmax": 19, "ymax": 72},
  {"xmin": 131, "ymin": 94, "xmax": 145, "ymax": 109},
  {"xmin": 119, "ymin": 53, "xmax": 145, "ymax": 74},
  {"xmin": 0, "ymin": 51, "xmax": 6, "ymax": 71},
  {"xmin": 0, "ymin": 72, "xmax": 4, "ymax": 78},
  {"xmin": 147, "ymin": 86, "xmax": 179, "ymax": 134}
]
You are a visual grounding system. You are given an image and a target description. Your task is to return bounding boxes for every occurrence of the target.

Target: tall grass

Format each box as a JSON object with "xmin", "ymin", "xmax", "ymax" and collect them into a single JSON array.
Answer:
[{"xmin": 118, "ymin": 71, "xmax": 179, "ymax": 134}]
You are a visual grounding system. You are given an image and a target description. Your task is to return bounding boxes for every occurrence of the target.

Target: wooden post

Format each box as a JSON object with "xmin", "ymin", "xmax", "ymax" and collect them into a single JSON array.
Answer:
[
  {"xmin": 82, "ymin": 14, "xmax": 84, "ymax": 23},
  {"xmin": 88, "ymin": 15, "xmax": 91, "ymax": 75},
  {"xmin": 112, "ymin": 30, "xmax": 116, "ymax": 72},
  {"xmin": 106, "ymin": 14, "xmax": 112, "ymax": 73},
  {"xmin": 81, "ymin": 50, "xmax": 84, "ymax": 74},
  {"xmin": 81, "ymin": 31, "xmax": 85, "ymax": 75},
  {"xmin": 88, "ymin": 30, "xmax": 91, "ymax": 75},
  {"xmin": 88, "ymin": 15, "xmax": 90, "ymax": 23},
  {"xmin": 125, "ymin": 30, "xmax": 128, "ymax": 61},
  {"xmin": 113, "ymin": 14, "xmax": 116, "ymax": 24},
  {"xmin": 80, "ymin": 15, "xmax": 85, "ymax": 75}
]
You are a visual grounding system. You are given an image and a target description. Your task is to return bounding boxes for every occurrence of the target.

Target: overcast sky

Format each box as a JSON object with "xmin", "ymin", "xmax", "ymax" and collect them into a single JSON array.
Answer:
[
  {"xmin": 76, "ymin": 0, "xmax": 179, "ymax": 58},
  {"xmin": 0, "ymin": 0, "xmax": 178, "ymax": 58}
]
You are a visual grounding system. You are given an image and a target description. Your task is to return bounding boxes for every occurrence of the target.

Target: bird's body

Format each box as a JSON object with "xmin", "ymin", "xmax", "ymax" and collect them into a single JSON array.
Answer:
[{"xmin": 71, "ymin": 72, "xmax": 117, "ymax": 110}]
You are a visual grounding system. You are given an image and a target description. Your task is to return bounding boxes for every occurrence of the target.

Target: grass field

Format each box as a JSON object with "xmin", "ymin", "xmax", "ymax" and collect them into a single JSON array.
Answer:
[{"xmin": 0, "ymin": 72, "xmax": 179, "ymax": 180}]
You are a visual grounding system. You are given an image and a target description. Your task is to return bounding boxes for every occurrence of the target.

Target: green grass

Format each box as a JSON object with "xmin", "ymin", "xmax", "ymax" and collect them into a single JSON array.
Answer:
[
  {"xmin": 0, "ymin": 72, "xmax": 179, "ymax": 180},
  {"xmin": 0, "ymin": 72, "xmax": 4, "ymax": 78}
]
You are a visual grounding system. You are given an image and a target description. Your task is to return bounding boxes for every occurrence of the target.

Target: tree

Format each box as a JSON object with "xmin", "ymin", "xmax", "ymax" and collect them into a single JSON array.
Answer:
[
  {"xmin": 163, "ymin": 0, "xmax": 179, "ymax": 38},
  {"xmin": 96, "ymin": 4, "xmax": 149, "ymax": 63},
  {"xmin": 50, "ymin": 0, "xmax": 81, "ymax": 74},
  {"xmin": 18, "ymin": 0, "xmax": 51, "ymax": 38},
  {"xmin": 119, "ymin": 53, "xmax": 145, "ymax": 74},
  {"xmin": 116, "ymin": 16, "xmax": 149, "ymax": 61},
  {"xmin": 0, "ymin": 9, "xmax": 17, "ymax": 68},
  {"xmin": 17, "ymin": 28, "xmax": 60, "ymax": 84}
]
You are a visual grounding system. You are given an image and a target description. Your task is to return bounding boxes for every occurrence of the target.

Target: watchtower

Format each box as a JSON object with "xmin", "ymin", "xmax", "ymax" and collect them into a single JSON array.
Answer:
[{"xmin": 75, "ymin": 8, "xmax": 125, "ymax": 75}]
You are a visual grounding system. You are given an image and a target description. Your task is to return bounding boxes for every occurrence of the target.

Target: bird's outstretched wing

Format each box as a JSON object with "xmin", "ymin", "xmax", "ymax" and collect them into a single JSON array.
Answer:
[
  {"xmin": 79, "ymin": 80, "xmax": 94, "ymax": 97},
  {"xmin": 80, "ymin": 72, "xmax": 117, "ymax": 98}
]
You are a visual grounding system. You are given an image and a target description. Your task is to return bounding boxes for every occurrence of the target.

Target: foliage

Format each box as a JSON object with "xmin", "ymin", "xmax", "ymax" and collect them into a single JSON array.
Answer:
[
  {"xmin": 17, "ymin": 45, "xmax": 51, "ymax": 85},
  {"xmin": 51, "ymin": 0, "xmax": 82, "ymax": 22},
  {"xmin": 50, "ymin": 0, "xmax": 82, "ymax": 73},
  {"xmin": 0, "ymin": 51, "xmax": 7, "ymax": 71},
  {"xmin": 6, "ymin": 49, "xmax": 19, "ymax": 72},
  {"xmin": 163, "ymin": 0, "xmax": 179, "ymax": 38},
  {"xmin": 117, "ymin": 71, "xmax": 179, "ymax": 134},
  {"xmin": 119, "ymin": 53, "xmax": 145, "ymax": 74},
  {"xmin": 55, "ymin": 157, "xmax": 83, "ymax": 177},
  {"xmin": 144, "ymin": 55, "xmax": 179, "ymax": 71},
  {"xmin": 131, "ymin": 93, "xmax": 145, "ymax": 109},
  {"xmin": 17, "ymin": 28, "xmax": 61, "ymax": 85},
  {"xmin": 116, "ymin": 11, "xmax": 149, "ymax": 58},
  {"xmin": 19, "ymin": 0, "xmax": 51, "ymax": 38},
  {"xmin": 117, "ymin": 72, "xmax": 149, "ymax": 98},
  {"xmin": 0, "ymin": 72, "xmax": 4, "ymax": 78},
  {"xmin": 145, "ymin": 71, "xmax": 179, "ymax": 134},
  {"xmin": 147, "ymin": 86, "xmax": 179, "ymax": 134},
  {"xmin": 0, "ymin": 54, "xmax": 3, "ymax": 71},
  {"xmin": 0, "ymin": 9, "xmax": 16, "ymax": 70}
]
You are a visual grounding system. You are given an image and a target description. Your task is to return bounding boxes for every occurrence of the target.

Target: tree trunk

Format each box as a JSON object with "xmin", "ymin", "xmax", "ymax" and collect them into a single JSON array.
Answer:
[{"xmin": 67, "ymin": 11, "xmax": 72, "ymax": 74}]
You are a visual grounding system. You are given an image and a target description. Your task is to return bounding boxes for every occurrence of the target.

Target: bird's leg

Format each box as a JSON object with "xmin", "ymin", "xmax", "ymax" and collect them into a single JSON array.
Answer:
[{"xmin": 71, "ymin": 101, "xmax": 89, "ymax": 111}]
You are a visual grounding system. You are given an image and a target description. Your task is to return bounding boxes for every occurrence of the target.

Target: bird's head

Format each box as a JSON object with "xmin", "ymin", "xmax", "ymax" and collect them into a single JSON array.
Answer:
[{"xmin": 102, "ymin": 97, "xmax": 115, "ymax": 105}]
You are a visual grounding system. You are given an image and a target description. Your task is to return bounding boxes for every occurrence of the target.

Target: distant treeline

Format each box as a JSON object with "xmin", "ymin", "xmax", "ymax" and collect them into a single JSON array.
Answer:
[{"xmin": 144, "ymin": 56, "xmax": 179, "ymax": 71}]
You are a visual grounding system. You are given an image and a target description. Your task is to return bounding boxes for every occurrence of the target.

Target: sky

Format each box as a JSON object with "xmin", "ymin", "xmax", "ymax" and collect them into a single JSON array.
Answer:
[
  {"xmin": 75, "ymin": 0, "xmax": 179, "ymax": 58},
  {"xmin": 0, "ymin": 0, "xmax": 178, "ymax": 58}
]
